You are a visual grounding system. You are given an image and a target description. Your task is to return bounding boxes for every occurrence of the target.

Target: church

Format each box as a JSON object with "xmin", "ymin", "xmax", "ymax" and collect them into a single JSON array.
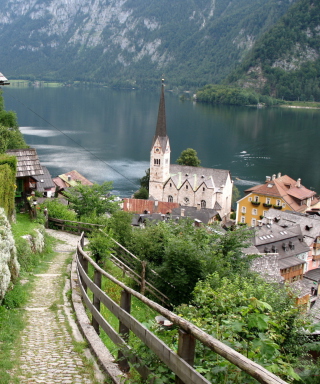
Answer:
[{"xmin": 149, "ymin": 82, "xmax": 233, "ymax": 221}]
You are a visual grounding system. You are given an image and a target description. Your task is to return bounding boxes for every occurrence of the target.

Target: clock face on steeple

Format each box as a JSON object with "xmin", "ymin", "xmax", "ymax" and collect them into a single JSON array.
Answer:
[{"xmin": 154, "ymin": 146, "xmax": 161, "ymax": 153}]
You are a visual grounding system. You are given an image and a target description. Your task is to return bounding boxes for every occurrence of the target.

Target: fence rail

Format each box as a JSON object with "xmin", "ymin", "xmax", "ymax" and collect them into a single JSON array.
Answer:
[
  {"xmin": 48, "ymin": 217, "xmax": 171, "ymax": 305},
  {"xmin": 76, "ymin": 232, "xmax": 288, "ymax": 384}
]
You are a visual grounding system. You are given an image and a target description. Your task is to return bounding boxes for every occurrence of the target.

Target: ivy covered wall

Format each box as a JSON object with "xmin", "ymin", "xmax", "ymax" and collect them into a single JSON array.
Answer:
[{"xmin": 0, "ymin": 155, "xmax": 17, "ymax": 219}]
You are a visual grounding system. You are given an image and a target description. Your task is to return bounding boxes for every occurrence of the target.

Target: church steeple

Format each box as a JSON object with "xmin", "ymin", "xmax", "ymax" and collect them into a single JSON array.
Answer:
[
  {"xmin": 149, "ymin": 79, "xmax": 171, "ymax": 200},
  {"xmin": 152, "ymin": 79, "xmax": 169, "ymax": 152}
]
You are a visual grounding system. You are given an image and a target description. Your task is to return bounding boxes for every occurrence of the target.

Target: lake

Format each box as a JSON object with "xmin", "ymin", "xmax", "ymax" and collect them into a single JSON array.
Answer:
[{"xmin": 3, "ymin": 86, "xmax": 320, "ymax": 198}]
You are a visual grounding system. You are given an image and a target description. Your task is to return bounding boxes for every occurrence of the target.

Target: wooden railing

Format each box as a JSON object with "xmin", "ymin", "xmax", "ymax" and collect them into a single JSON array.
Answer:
[
  {"xmin": 48, "ymin": 217, "xmax": 171, "ymax": 305},
  {"xmin": 76, "ymin": 232, "xmax": 288, "ymax": 384}
]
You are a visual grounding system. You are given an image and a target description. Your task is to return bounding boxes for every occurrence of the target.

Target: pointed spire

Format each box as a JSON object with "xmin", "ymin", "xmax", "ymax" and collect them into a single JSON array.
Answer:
[
  {"xmin": 155, "ymin": 79, "xmax": 166, "ymax": 138},
  {"xmin": 152, "ymin": 79, "xmax": 168, "ymax": 151}
]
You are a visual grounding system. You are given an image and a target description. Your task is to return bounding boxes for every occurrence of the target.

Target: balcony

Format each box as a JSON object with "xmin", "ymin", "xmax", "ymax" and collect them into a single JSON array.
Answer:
[
  {"xmin": 263, "ymin": 203, "xmax": 272, "ymax": 208},
  {"xmin": 273, "ymin": 205, "xmax": 282, "ymax": 210},
  {"xmin": 251, "ymin": 201, "xmax": 261, "ymax": 206}
]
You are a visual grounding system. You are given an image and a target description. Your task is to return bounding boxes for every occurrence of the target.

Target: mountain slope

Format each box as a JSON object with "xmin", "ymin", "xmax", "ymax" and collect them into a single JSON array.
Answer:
[
  {"xmin": 229, "ymin": 0, "xmax": 320, "ymax": 101},
  {"xmin": 0, "ymin": 0, "xmax": 296, "ymax": 87}
]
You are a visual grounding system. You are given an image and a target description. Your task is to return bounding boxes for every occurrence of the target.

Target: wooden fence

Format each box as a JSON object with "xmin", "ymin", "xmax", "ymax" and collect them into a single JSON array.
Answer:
[
  {"xmin": 76, "ymin": 232, "xmax": 288, "ymax": 384},
  {"xmin": 48, "ymin": 217, "xmax": 171, "ymax": 306}
]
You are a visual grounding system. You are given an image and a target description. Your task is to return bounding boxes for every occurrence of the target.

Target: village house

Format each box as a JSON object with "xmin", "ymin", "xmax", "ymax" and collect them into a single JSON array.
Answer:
[
  {"xmin": 53, "ymin": 170, "xmax": 93, "ymax": 195},
  {"xmin": 149, "ymin": 82, "xmax": 233, "ymax": 221},
  {"xmin": 236, "ymin": 173, "xmax": 319, "ymax": 226},
  {"xmin": 264, "ymin": 209, "xmax": 320, "ymax": 272},
  {"xmin": 6, "ymin": 148, "xmax": 46, "ymax": 199}
]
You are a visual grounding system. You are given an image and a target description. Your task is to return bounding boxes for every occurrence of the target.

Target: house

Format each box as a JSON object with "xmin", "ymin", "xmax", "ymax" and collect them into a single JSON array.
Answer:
[
  {"xmin": 33, "ymin": 166, "xmax": 55, "ymax": 197},
  {"xmin": 264, "ymin": 209, "xmax": 320, "ymax": 271},
  {"xmin": 6, "ymin": 148, "xmax": 44, "ymax": 199},
  {"xmin": 149, "ymin": 82, "xmax": 233, "ymax": 221},
  {"xmin": 53, "ymin": 170, "xmax": 93, "ymax": 194},
  {"xmin": 236, "ymin": 173, "xmax": 319, "ymax": 226}
]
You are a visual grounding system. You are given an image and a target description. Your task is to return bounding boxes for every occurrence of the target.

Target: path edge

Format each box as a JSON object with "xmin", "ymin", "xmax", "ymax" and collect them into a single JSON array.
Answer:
[{"xmin": 70, "ymin": 253, "xmax": 125, "ymax": 384}]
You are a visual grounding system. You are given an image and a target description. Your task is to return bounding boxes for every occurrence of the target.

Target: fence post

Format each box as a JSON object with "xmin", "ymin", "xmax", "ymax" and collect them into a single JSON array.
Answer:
[
  {"xmin": 44, "ymin": 208, "xmax": 48, "ymax": 228},
  {"xmin": 79, "ymin": 234, "xmax": 87, "ymax": 293},
  {"xmin": 117, "ymin": 290, "xmax": 131, "ymax": 372},
  {"xmin": 175, "ymin": 329, "xmax": 196, "ymax": 384},
  {"xmin": 140, "ymin": 261, "xmax": 147, "ymax": 295},
  {"xmin": 92, "ymin": 268, "xmax": 102, "ymax": 334}
]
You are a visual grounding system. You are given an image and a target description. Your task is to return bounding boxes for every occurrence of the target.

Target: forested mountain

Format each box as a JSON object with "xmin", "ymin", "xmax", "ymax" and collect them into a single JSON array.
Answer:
[
  {"xmin": 0, "ymin": 0, "xmax": 296, "ymax": 88},
  {"xmin": 228, "ymin": 0, "xmax": 320, "ymax": 101}
]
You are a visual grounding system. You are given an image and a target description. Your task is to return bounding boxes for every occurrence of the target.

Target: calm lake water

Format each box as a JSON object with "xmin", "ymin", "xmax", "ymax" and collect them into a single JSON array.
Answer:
[{"xmin": 3, "ymin": 86, "xmax": 320, "ymax": 197}]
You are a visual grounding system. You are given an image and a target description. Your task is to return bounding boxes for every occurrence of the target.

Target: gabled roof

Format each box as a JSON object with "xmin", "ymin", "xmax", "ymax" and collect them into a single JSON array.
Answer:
[
  {"xmin": 53, "ymin": 170, "xmax": 93, "ymax": 189},
  {"xmin": 245, "ymin": 175, "xmax": 317, "ymax": 212},
  {"xmin": 169, "ymin": 165, "xmax": 230, "ymax": 191},
  {"xmin": 33, "ymin": 166, "xmax": 55, "ymax": 192},
  {"xmin": 6, "ymin": 148, "xmax": 44, "ymax": 177}
]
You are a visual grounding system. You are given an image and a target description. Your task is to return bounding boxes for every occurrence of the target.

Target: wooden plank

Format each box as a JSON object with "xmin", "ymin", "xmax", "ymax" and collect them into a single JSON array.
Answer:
[
  {"xmin": 76, "ymin": 246, "xmax": 288, "ymax": 384},
  {"xmin": 78, "ymin": 269, "xmax": 151, "ymax": 380}
]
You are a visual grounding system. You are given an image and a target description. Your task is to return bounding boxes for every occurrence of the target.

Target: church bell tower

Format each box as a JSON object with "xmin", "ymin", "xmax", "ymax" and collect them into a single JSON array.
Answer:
[{"xmin": 149, "ymin": 80, "xmax": 171, "ymax": 200}]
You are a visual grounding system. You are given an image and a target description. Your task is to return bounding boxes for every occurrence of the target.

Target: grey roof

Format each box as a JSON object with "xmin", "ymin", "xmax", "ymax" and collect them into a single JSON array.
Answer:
[
  {"xmin": 254, "ymin": 223, "xmax": 303, "ymax": 247},
  {"xmin": 6, "ymin": 148, "xmax": 44, "ymax": 177},
  {"xmin": 168, "ymin": 165, "xmax": 230, "ymax": 191},
  {"xmin": 304, "ymin": 268, "xmax": 320, "ymax": 282},
  {"xmin": 171, "ymin": 206, "xmax": 219, "ymax": 224},
  {"xmin": 250, "ymin": 254, "xmax": 284, "ymax": 283},
  {"xmin": 265, "ymin": 209, "xmax": 320, "ymax": 247},
  {"xmin": 33, "ymin": 166, "xmax": 55, "ymax": 192},
  {"xmin": 291, "ymin": 278, "xmax": 313, "ymax": 298},
  {"xmin": 278, "ymin": 256, "xmax": 306, "ymax": 269}
]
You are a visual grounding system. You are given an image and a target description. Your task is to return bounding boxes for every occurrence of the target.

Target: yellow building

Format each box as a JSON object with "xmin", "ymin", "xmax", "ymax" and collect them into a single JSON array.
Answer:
[{"xmin": 236, "ymin": 173, "xmax": 319, "ymax": 226}]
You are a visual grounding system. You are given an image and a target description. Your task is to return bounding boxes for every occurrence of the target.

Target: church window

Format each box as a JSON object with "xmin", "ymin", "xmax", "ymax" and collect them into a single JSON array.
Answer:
[
  {"xmin": 154, "ymin": 159, "xmax": 160, "ymax": 165},
  {"xmin": 201, "ymin": 200, "xmax": 206, "ymax": 208},
  {"xmin": 168, "ymin": 195, "xmax": 173, "ymax": 203},
  {"xmin": 186, "ymin": 185, "xmax": 188, "ymax": 190},
  {"xmin": 184, "ymin": 197, "xmax": 190, "ymax": 204},
  {"xmin": 170, "ymin": 183, "xmax": 172, "ymax": 187},
  {"xmin": 203, "ymin": 187, "xmax": 205, "ymax": 192}
]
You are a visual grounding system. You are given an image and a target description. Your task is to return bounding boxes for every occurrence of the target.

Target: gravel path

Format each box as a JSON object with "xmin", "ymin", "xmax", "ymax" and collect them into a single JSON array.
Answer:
[{"xmin": 12, "ymin": 230, "xmax": 104, "ymax": 384}]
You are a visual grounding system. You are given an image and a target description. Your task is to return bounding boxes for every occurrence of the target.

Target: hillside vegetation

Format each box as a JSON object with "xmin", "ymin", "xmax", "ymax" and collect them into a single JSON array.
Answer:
[
  {"xmin": 0, "ymin": 0, "xmax": 296, "ymax": 88},
  {"xmin": 228, "ymin": 0, "xmax": 320, "ymax": 101}
]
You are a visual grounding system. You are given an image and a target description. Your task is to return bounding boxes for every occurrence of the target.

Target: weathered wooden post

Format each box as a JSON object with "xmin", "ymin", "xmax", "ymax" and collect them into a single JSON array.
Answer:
[
  {"xmin": 92, "ymin": 268, "xmax": 102, "ymax": 334},
  {"xmin": 117, "ymin": 290, "xmax": 131, "ymax": 372},
  {"xmin": 79, "ymin": 234, "xmax": 88, "ymax": 293},
  {"xmin": 140, "ymin": 261, "xmax": 147, "ymax": 295},
  {"xmin": 175, "ymin": 329, "xmax": 196, "ymax": 384}
]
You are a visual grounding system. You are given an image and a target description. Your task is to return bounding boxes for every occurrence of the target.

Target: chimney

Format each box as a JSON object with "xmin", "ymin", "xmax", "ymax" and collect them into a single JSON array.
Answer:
[
  {"xmin": 258, "ymin": 220, "xmax": 263, "ymax": 227},
  {"xmin": 272, "ymin": 174, "xmax": 276, "ymax": 180},
  {"xmin": 267, "ymin": 217, "xmax": 273, "ymax": 225},
  {"xmin": 266, "ymin": 176, "xmax": 271, "ymax": 182},
  {"xmin": 277, "ymin": 172, "xmax": 281, "ymax": 178},
  {"xmin": 297, "ymin": 178, "xmax": 301, "ymax": 188},
  {"xmin": 197, "ymin": 203, "xmax": 201, "ymax": 210},
  {"xmin": 181, "ymin": 208, "xmax": 185, "ymax": 217},
  {"xmin": 67, "ymin": 175, "xmax": 71, "ymax": 182}
]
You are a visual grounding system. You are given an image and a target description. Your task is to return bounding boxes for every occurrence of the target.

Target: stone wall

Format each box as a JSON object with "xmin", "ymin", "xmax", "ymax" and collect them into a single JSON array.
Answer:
[{"xmin": 0, "ymin": 208, "xmax": 20, "ymax": 303}]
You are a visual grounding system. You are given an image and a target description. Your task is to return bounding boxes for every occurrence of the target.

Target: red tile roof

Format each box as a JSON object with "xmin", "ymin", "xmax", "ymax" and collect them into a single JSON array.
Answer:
[{"xmin": 123, "ymin": 198, "xmax": 179, "ymax": 214}]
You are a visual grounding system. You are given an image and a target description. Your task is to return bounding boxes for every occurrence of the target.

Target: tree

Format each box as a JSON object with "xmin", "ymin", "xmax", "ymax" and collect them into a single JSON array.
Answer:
[
  {"xmin": 133, "ymin": 187, "xmax": 149, "ymax": 199},
  {"xmin": 231, "ymin": 185, "xmax": 241, "ymax": 207},
  {"xmin": 176, "ymin": 148, "xmax": 201, "ymax": 167},
  {"xmin": 177, "ymin": 273, "xmax": 308, "ymax": 383},
  {"xmin": 63, "ymin": 182, "xmax": 119, "ymax": 218},
  {"xmin": 140, "ymin": 168, "xmax": 150, "ymax": 191},
  {"xmin": 0, "ymin": 125, "xmax": 28, "ymax": 153}
]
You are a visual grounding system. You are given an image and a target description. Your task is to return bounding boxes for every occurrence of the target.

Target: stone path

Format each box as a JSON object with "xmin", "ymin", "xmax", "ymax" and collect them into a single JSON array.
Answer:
[{"xmin": 12, "ymin": 230, "xmax": 105, "ymax": 384}]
